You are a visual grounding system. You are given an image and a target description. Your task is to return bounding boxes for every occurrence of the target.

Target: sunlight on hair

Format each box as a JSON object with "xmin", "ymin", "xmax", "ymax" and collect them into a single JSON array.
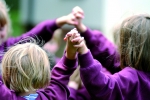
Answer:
[{"xmin": 1, "ymin": 40, "xmax": 50, "ymax": 93}]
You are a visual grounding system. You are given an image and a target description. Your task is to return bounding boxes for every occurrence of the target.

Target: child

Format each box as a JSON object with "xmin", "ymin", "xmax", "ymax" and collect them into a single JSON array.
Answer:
[
  {"xmin": 0, "ymin": 30, "xmax": 79, "ymax": 99},
  {"xmin": 67, "ymin": 14, "xmax": 150, "ymax": 100},
  {"xmin": 67, "ymin": 7, "xmax": 113, "ymax": 100},
  {"xmin": 0, "ymin": 0, "xmax": 83, "ymax": 62}
]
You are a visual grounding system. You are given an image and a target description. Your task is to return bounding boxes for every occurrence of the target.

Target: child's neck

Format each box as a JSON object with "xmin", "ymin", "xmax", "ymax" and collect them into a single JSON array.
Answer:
[{"xmin": 19, "ymin": 90, "xmax": 36, "ymax": 96}]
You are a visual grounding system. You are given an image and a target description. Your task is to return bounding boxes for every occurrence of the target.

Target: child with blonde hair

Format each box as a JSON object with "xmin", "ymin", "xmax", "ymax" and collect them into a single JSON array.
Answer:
[
  {"xmin": 0, "ymin": 29, "xmax": 79, "ymax": 99},
  {"xmin": 66, "ymin": 14, "xmax": 150, "ymax": 100}
]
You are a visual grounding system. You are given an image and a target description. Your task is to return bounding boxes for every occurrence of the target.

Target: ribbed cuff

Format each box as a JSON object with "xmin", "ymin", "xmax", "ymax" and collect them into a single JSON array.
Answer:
[
  {"xmin": 50, "ymin": 19, "xmax": 60, "ymax": 31},
  {"xmin": 78, "ymin": 50, "xmax": 94, "ymax": 68},
  {"xmin": 80, "ymin": 28, "xmax": 93, "ymax": 39},
  {"xmin": 62, "ymin": 54, "xmax": 78, "ymax": 68}
]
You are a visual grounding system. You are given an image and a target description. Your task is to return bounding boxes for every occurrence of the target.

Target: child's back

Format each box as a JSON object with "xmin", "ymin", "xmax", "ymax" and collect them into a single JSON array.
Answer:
[
  {"xmin": 0, "ymin": 41, "xmax": 78, "ymax": 100},
  {"xmin": 66, "ymin": 14, "xmax": 150, "ymax": 100}
]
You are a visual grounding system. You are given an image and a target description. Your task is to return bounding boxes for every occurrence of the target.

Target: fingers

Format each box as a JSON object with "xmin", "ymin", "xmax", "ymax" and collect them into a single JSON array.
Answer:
[
  {"xmin": 74, "ymin": 38, "xmax": 84, "ymax": 48},
  {"xmin": 72, "ymin": 36, "xmax": 83, "ymax": 43},
  {"xmin": 74, "ymin": 13, "xmax": 84, "ymax": 19},
  {"xmin": 72, "ymin": 6, "xmax": 84, "ymax": 16},
  {"xmin": 72, "ymin": 11, "xmax": 84, "ymax": 19},
  {"xmin": 72, "ymin": 6, "xmax": 84, "ymax": 19},
  {"xmin": 64, "ymin": 28, "xmax": 84, "ymax": 46},
  {"xmin": 72, "ymin": 36, "xmax": 84, "ymax": 48},
  {"xmin": 64, "ymin": 28, "xmax": 78, "ymax": 41},
  {"xmin": 70, "ymin": 14, "xmax": 79, "ymax": 25}
]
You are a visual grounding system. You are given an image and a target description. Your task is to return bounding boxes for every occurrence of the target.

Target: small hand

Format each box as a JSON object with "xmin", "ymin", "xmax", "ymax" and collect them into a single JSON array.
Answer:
[
  {"xmin": 66, "ymin": 28, "xmax": 88, "ymax": 55},
  {"xmin": 72, "ymin": 6, "xmax": 87, "ymax": 32},
  {"xmin": 72, "ymin": 6, "xmax": 84, "ymax": 26},
  {"xmin": 65, "ymin": 28, "xmax": 79, "ymax": 59},
  {"xmin": 72, "ymin": 6, "xmax": 84, "ymax": 19}
]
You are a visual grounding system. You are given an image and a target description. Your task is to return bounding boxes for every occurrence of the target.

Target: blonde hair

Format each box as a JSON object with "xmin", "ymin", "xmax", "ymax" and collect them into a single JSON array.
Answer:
[
  {"xmin": 0, "ymin": 0, "xmax": 12, "ymax": 36},
  {"xmin": 1, "ymin": 43, "xmax": 50, "ymax": 93}
]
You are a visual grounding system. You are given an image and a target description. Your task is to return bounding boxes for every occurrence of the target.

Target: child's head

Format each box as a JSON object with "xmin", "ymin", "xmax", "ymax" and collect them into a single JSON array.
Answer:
[
  {"xmin": 0, "ymin": 0, "xmax": 11, "ymax": 44},
  {"xmin": 1, "ymin": 43, "xmax": 50, "ymax": 93},
  {"xmin": 119, "ymin": 14, "xmax": 150, "ymax": 71}
]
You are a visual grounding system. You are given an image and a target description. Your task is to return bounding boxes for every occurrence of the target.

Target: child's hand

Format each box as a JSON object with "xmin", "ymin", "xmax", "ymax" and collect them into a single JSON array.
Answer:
[
  {"xmin": 72, "ymin": 6, "xmax": 87, "ymax": 33},
  {"xmin": 64, "ymin": 28, "xmax": 88, "ymax": 55},
  {"xmin": 56, "ymin": 14, "xmax": 77, "ymax": 27},
  {"xmin": 74, "ymin": 36, "xmax": 88, "ymax": 55},
  {"xmin": 72, "ymin": 6, "xmax": 84, "ymax": 26},
  {"xmin": 65, "ymin": 28, "xmax": 80, "ymax": 59},
  {"xmin": 56, "ymin": 6, "xmax": 86, "ymax": 30},
  {"xmin": 64, "ymin": 6, "xmax": 84, "ymax": 26}
]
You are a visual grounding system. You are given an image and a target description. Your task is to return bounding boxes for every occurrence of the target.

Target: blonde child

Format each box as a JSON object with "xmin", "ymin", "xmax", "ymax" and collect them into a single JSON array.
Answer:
[
  {"xmin": 66, "ymin": 14, "xmax": 150, "ymax": 100},
  {"xmin": 0, "ymin": 29, "xmax": 80, "ymax": 99}
]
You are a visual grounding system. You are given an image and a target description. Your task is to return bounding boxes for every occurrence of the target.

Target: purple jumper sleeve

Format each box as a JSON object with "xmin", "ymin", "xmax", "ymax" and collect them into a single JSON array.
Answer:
[
  {"xmin": 0, "ymin": 76, "xmax": 13, "ymax": 100},
  {"xmin": 36, "ymin": 54, "xmax": 78, "ymax": 100},
  {"xmin": 6, "ymin": 20, "xmax": 58, "ymax": 46},
  {"xmin": 79, "ymin": 50, "xmax": 140, "ymax": 100},
  {"xmin": 69, "ymin": 87, "xmax": 91, "ymax": 100},
  {"xmin": 0, "ymin": 20, "xmax": 59, "ymax": 62},
  {"xmin": 81, "ymin": 28, "xmax": 121, "ymax": 73}
]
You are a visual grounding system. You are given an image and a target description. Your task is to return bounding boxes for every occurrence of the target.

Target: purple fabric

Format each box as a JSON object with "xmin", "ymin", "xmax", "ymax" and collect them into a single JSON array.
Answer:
[
  {"xmin": 0, "ymin": 20, "xmax": 59, "ymax": 63},
  {"xmin": 80, "ymin": 28, "xmax": 121, "ymax": 74},
  {"xmin": 0, "ymin": 54, "xmax": 78, "ymax": 100},
  {"xmin": 69, "ymin": 87, "xmax": 91, "ymax": 100},
  {"xmin": 68, "ymin": 28, "xmax": 120, "ymax": 100},
  {"xmin": 78, "ymin": 50, "xmax": 150, "ymax": 100}
]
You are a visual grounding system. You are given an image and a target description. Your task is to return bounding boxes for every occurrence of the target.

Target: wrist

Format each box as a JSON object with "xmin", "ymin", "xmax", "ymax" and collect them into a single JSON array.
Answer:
[
  {"xmin": 78, "ymin": 45, "xmax": 88, "ymax": 55},
  {"xmin": 66, "ymin": 52, "xmax": 77, "ymax": 60},
  {"xmin": 76, "ymin": 23, "xmax": 87, "ymax": 33},
  {"xmin": 56, "ymin": 16, "xmax": 67, "ymax": 27}
]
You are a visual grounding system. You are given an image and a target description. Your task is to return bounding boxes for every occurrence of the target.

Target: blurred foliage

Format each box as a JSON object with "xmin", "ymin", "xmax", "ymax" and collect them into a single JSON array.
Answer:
[{"xmin": 5, "ymin": 0, "xmax": 24, "ymax": 36}]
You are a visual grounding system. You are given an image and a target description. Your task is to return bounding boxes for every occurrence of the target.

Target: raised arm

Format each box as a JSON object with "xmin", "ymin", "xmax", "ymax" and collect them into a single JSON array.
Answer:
[
  {"xmin": 66, "ymin": 28, "xmax": 135, "ymax": 100},
  {"xmin": 80, "ymin": 28, "xmax": 120, "ymax": 73},
  {"xmin": 39, "ymin": 29, "xmax": 79, "ymax": 100},
  {"xmin": 0, "ymin": 19, "xmax": 59, "ymax": 62},
  {"xmin": 0, "ymin": 12, "xmax": 80, "ymax": 62},
  {"xmin": 37, "ymin": 54, "xmax": 78, "ymax": 100},
  {"xmin": 72, "ymin": 6, "xmax": 121, "ymax": 73},
  {"xmin": 6, "ymin": 13, "xmax": 79, "ymax": 47}
]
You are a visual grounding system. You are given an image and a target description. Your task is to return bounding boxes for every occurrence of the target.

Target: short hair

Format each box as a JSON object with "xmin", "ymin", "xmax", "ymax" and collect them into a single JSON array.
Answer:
[
  {"xmin": 0, "ymin": 0, "xmax": 12, "ymax": 36},
  {"xmin": 119, "ymin": 14, "xmax": 150, "ymax": 72},
  {"xmin": 1, "ymin": 43, "xmax": 50, "ymax": 93}
]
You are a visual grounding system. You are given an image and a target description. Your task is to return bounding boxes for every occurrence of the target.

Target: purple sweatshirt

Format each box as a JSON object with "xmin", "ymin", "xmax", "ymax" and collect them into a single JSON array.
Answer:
[
  {"xmin": 0, "ymin": 54, "xmax": 78, "ymax": 100},
  {"xmin": 0, "ymin": 20, "xmax": 59, "ymax": 63},
  {"xmin": 79, "ymin": 50, "xmax": 150, "ymax": 100},
  {"xmin": 69, "ymin": 87, "xmax": 91, "ymax": 100},
  {"xmin": 80, "ymin": 28, "xmax": 121, "ymax": 74},
  {"xmin": 69, "ymin": 28, "xmax": 119, "ymax": 100}
]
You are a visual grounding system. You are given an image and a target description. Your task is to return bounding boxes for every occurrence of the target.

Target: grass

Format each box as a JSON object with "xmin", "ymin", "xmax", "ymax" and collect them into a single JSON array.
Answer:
[{"xmin": 9, "ymin": 10, "xmax": 24, "ymax": 37}]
